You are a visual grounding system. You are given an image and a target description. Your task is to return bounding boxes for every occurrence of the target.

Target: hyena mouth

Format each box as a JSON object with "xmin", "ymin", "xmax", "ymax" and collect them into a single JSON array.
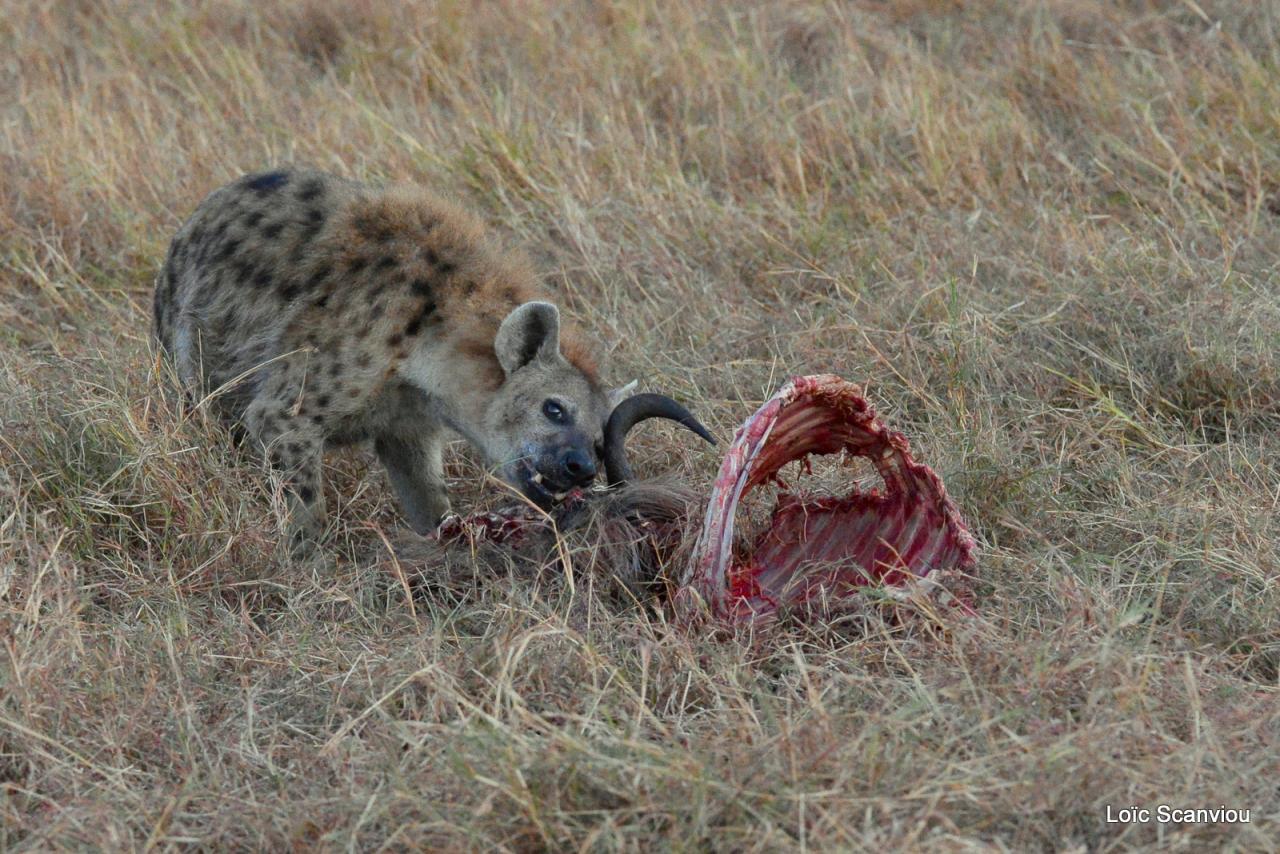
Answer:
[{"xmin": 515, "ymin": 461, "xmax": 575, "ymax": 508}]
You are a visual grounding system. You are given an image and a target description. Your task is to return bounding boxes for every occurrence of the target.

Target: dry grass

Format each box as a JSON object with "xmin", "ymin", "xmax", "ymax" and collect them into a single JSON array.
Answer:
[{"xmin": 2, "ymin": 0, "xmax": 1278, "ymax": 849}]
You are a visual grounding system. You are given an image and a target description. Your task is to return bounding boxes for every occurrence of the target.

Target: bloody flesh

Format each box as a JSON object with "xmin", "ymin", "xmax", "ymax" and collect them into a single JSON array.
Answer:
[{"xmin": 680, "ymin": 374, "xmax": 975, "ymax": 621}]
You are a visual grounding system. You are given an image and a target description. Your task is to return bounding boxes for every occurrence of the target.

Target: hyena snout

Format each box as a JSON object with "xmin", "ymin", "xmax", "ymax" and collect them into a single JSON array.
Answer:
[
  {"xmin": 516, "ymin": 437, "xmax": 601, "ymax": 507},
  {"xmin": 531, "ymin": 439, "xmax": 598, "ymax": 490},
  {"xmin": 556, "ymin": 447, "xmax": 597, "ymax": 487}
]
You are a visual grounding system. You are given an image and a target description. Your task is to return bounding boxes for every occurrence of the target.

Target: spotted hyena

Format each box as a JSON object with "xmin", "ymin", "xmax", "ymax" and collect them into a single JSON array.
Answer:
[{"xmin": 153, "ymin": 168, "xmax": 624, "ymax": 552}]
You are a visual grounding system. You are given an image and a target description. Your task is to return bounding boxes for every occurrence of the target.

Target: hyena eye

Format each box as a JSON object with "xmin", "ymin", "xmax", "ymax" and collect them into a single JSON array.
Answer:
[{"xmin": 542, "ymin": 399, "xmax": 566, "ymax": 423}]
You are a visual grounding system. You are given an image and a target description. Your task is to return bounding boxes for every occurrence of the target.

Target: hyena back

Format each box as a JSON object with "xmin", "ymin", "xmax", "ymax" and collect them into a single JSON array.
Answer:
[{"xmin": 154, "ymin": 168, "xmax": 617, "ymax": 552}]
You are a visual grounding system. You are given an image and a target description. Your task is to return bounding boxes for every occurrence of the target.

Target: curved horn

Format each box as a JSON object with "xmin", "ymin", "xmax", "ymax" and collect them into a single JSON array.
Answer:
[{"xmin": 603, "ymin": 393, "xmax": 715, "ymax": 486}]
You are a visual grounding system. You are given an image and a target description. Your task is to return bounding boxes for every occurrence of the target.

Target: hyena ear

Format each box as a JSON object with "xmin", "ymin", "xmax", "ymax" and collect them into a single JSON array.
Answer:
[
  {"xmin": 608, "ymin": 379, "xmax": 638, "ymax": 409},
  {"xmin": 495, "ymin": 301, "xmax": 561, "ymax": 376}
]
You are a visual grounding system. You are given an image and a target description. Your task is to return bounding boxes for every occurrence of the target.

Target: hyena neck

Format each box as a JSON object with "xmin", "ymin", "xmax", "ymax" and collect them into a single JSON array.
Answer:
[{"xmin": 396, "ymin": 338, "xmax": 501, "ymax": 456}]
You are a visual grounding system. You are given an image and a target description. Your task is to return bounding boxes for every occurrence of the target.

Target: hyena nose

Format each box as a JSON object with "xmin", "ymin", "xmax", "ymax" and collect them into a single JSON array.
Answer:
[{"xmin": 559, "ymin": 448, "xmax": 597, "ymax": 486}]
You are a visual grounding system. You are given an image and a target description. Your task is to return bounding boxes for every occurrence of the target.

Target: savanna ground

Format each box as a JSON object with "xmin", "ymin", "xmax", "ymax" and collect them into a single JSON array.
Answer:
[{"xmin": 2, "ymin": 1, "xmax": 1278, "ymax": 850}]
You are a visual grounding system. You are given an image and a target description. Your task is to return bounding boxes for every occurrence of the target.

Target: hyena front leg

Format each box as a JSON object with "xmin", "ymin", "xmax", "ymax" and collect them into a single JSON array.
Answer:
[
  {"xmin": 245, "ymin": 398, "xmax": 327, "ymax": 554},
  {"xmin": 375, "ymin": 425, "xmax": 450, "ymax": 535}
]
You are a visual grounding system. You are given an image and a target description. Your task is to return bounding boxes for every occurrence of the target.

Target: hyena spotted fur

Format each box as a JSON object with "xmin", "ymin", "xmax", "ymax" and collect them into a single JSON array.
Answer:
[{"xmin": 154, "ymin": 168, "xmax": 625, "ymax": 552}]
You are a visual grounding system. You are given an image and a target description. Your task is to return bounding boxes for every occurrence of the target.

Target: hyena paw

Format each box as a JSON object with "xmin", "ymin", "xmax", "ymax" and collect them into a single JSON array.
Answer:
[
  {"xmin": 403, "ymin": 488, "xmax": 451, "ymax": 536},
  {"xmin": 285, "ymin": 515, "xmax": 323, "ymax": 559}
]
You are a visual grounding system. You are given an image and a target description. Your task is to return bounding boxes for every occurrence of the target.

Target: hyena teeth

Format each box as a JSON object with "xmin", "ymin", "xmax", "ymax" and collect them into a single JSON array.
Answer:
[
  {"xmin": 531, "ymin": 473, "xmax": 544, "ymax": 484},
  {"xmin": 553, "ymin": 491, "xmax": 568, "ymax": 501}
]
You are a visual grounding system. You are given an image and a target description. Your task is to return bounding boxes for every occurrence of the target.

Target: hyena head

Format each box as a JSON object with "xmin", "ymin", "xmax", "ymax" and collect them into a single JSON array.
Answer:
[{"xmin": 483, "ymin": 301, "xmax": 622, "ymax": 508}]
